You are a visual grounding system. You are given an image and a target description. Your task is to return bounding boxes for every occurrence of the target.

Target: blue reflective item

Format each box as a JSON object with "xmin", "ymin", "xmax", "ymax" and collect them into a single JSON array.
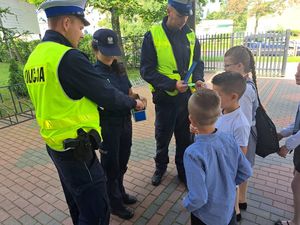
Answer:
[
  {"xmin": 132, "ymin": 110, "xmax": 146, "ymax": 122},
  {"xmin": 184, "ymin": 61, "xmax": 198, "ymax": 83}
]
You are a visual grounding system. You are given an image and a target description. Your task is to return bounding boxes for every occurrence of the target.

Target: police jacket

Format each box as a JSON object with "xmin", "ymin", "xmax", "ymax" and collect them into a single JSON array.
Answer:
[
  {"xmin": 94, "ymin": 60, "xmax": 132, "ymax": 118},
  {"xmin": 43, "ymin": 30, "xmax": 136, "ymax": 111},
  {"xmin": 140, "ymin": 17, "xmax": 204, "ymax": 103}
]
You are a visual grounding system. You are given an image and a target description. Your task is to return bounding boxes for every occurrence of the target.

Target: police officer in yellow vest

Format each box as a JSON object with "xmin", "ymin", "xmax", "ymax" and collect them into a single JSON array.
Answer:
[
  {"xmin": 140, "ymin": 0, "xmax": 205, "ymax": 186},
  {"xmin": 24, "ymin": 0, "xmax": 144, "ymax": 224}
]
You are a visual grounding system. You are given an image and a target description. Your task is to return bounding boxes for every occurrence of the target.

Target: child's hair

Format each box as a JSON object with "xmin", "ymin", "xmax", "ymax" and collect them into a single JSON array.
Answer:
[
  {"xmin": 188, "ymin": 89, "xmax": 221, "ymax": 126},
  {"xmin": 225, "ymin": 45, "xmax": 258, "ymax": 90},
  {"xmin": 212, "ymin": 72, "xmax": 246, "ymax": 99}
]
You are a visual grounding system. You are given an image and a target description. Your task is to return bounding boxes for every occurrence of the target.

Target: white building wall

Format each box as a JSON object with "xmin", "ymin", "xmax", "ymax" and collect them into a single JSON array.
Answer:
[{"xmin": 0, "ymin": 0, "xmax": 40, "ymax": 35}]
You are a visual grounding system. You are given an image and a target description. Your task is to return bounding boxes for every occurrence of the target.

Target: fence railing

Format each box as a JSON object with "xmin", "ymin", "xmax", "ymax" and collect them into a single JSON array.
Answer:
[
  {"xmin": 198, "ymin": 31, "xmax": 290, "ymax": 77},
  {"xmin": 0, "ymin": 84, "xmax": 34, "ymax": 129},
  {"xmin": 122, "ymin": 30, "xmax": 290, "ymax": 77}
]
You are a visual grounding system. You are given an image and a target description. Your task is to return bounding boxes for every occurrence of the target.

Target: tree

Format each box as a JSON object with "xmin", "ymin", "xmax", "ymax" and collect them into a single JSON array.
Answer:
[
  {"xmin": 0, "ymin": 7, "xmax": 28, "ymax": 63},
  {"xmin": 206, "ymin": 0, "xmax": 248, "ymax": 32},
  {"xmin": 248, "ymin": 0, "xmax": 285, "ymax": 34}
]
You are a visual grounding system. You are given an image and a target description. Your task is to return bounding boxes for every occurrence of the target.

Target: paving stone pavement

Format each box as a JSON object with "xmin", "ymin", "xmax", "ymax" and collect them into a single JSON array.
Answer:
[{"xmin": 0, "ymin": 75, "xmax": 299, "ymax": 225}]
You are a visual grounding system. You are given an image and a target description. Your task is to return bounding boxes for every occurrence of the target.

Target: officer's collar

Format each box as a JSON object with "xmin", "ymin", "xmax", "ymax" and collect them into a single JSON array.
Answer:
[
  {"xmin": 95, "ymin": 60, "xmax": 112, "ymax": 71},
  {"xmin": 42, "ymin": 30, "xmax": 73, "ymax": 47},
  {"xmin": 162, "ymin": 16, "xmax": 191, "ymax": 35}
]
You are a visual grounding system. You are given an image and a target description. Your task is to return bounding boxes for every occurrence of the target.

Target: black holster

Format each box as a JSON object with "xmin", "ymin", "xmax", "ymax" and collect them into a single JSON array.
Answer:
[{"xmin": 63, "ymin": 128, "xmax": 104, "ymax": 161}]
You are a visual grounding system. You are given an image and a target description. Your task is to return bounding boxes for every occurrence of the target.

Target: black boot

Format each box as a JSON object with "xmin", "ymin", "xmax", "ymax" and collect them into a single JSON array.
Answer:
[
  {"xmin": 151, "ymin": 169, "xmax": 166, "ymax": 186},
  {"xmin": 111, "ymin": 206, "xmax": 134, "ymax": 220},
  {"xmin": 123, "ymin": 193, "xmax": 137, "ymax": 205}
]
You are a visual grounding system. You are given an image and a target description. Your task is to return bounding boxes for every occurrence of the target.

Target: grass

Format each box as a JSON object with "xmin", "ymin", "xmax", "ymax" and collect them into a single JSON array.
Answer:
[
  {"xmin": 288, "ymin": 56, "xmax": 300, "ymax": 62},
  {"xmin": 0, "ymin": 63, "xmax": 9, "ymax": 86},
  {"xmin": 127, "ymin": 67, "xmax": 141, "ymax": 81}
]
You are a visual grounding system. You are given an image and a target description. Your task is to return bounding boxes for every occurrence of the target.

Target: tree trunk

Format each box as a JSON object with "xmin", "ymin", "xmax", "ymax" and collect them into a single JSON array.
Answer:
[
  {"xmin": 10, "ymin": 37, "xmax": 24, "ymax": 64},
  {"xmin": 187, "ymin": 1, "xmax": 196, "ymax": 30},
  {"xmin": 110, "ymin": 7, "xmax": 127, "ymax": 69},
  {"xmin": 254, "ymin": 13, "xmax": 259, "ymax": 34}
]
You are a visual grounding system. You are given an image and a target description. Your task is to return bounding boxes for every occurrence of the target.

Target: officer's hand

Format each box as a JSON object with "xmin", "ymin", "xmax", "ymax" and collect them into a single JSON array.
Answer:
[
  {"xmin": 277, "ymin": 145, "xmax": 289, "ymax": 158},
  {"xmin": 195, "ymin": 80, "xmax": 207, "ymax": 89},
  {"xmin": 135, "ymin": 99, "xmax": 145, "ymax": 111},
  {"xmin": 139, "ymin": 95, "xmax": 147, "ymax": 108},
  {"xmin": 176, "ymin": 80, "xmax": 188, "ymax": 93}
]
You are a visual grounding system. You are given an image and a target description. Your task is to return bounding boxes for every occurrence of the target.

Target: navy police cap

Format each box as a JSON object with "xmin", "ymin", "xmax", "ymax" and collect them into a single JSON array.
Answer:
[
  {"xmin": 93, "ymin": 29, "xmax": 121, "ymax": 57},
  {"xmin": 39, "ymin": 0, "xmax": 90, "ymax": 26},
  {"xmin": 168, "ymin": 0, "xmax": 193, "ymax": 16}
]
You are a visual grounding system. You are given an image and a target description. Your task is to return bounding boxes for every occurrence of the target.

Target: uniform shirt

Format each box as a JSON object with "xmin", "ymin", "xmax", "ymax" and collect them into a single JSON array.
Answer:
[
  {"xmin": 216, "ymin": 107, "xmax": 250, "ymax": 147},
  {"xmin": 239, "ymin": 81, "xmax": 258, "ymax": 126},
  {"xmin": 42, "ymin": 30, "xmax": 136, "ymax": 111},
  {"xmin": 140, "ymin": 16, "xmax": 204, "ymax": 93},
  {"xmin": 94, "ymin": 60, "xmax": 132, "ymax": 117},
  {"xmin": 183, "ymin": 131, "xmax": 252, "ymax": 225},
  {"xmin": 280, "ymin": 103, "xmax": 300, "ymax": 151}
]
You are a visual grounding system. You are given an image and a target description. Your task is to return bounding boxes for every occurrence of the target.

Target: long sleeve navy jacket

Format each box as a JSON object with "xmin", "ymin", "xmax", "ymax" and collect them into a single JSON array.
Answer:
[
  {"xmin": 140, "ymin": 17, "xmax": 205, "ymax": 94},
  {"xmin": 43, "ymin": 30, "xmax": 136, "ymax": 111}
]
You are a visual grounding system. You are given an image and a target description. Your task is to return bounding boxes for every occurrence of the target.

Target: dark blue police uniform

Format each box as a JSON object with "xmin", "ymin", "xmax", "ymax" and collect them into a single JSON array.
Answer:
[
  {"xmin": 140, "ymin": 16, "xmax": 204, "ymax": 185},
  {"xmin": 94, "ymin": 60, "xmax": 134, "ymax": 212},
  {"xmin": 42, "ymin": 30, "xmax": 136, "ymax": 225}
]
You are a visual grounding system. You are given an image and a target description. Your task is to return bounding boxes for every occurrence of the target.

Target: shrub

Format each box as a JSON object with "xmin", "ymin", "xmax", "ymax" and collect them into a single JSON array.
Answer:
[
  {"xmin": 78, "ymin": 34, "xmax": 95, "ymax": 63},
  {"xmin": 15, "ymin": 39, "xmax": 40, "ymax": 62},
  {"xmin": 8, "ymin": 59, "xmax": 28, "ymax": 98},
  {"xmin": 291, "ymin": 30, "xmax": 300, "ymax": 37}
]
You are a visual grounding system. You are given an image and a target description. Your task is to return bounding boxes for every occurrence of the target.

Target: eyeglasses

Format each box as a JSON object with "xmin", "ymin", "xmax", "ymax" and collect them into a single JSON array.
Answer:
[{"xmin": 224, "ymin": 63, "xmax": 237, "ymax": 68}]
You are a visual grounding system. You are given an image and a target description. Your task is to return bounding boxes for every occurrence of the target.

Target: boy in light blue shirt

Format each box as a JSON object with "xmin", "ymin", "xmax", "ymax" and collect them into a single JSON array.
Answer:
[{"xmin": 183, "ymin": 88, "xmax": 252, "ymax": 225}]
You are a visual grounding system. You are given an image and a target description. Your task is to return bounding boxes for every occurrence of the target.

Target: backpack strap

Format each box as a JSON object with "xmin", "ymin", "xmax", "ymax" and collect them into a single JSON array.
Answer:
[{"xmin": 246, "ymin": 80, "xmax": 263, "ymax": 111}]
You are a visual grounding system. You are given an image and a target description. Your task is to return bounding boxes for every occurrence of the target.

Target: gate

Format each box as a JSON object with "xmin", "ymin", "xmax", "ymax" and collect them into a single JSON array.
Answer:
[{"xmin": 198, "ymin": 30, "xmax": 290, "ymax": 77}]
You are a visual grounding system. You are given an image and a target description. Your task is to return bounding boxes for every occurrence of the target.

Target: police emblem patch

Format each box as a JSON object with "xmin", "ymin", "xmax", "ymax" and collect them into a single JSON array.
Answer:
[{"xmin": 107, "ymin": 37, "xmax": 114, "ymax": 44}]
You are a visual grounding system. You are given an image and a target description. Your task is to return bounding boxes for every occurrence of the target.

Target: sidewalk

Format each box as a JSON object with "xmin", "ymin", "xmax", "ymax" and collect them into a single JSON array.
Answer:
[{"xmin": 0, "ymin": 76, "xmax": 299, "ymax": 225}]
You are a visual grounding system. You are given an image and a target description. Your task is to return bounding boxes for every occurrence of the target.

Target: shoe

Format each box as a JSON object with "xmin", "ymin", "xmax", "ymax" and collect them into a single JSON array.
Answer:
[
  {"xmin": 123, "ymin": 194, "xmax": 137, "ymax": 205},
  {"xmin": 274, "ymin": 220, "xmax": 292, "ymax": 225},
  {"xmin": 236, "ymin": 213, "xmax": 242, "ymax": 222},
  {"xmin": 111, "ymin": 207, "xmax": 134, "ymax": 220},
  {"xmin": 239, "ymin": 202, "xmax": 247, "ymax": 210},
  {"xmin": 178, "ymin": 174, "xmax": 187, "ymax": 186},
  {"xmin": 151, "ymin": 170, "xmax": 165, "ymax": 186}
]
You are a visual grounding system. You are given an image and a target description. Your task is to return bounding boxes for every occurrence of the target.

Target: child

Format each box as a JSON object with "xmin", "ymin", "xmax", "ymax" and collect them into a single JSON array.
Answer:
[
  {"xmin": 275, "ymin": 63, "xmax": 300, "ymax": 225},
  {"xmin": 183, "ymin": 88, "xmax": 252, "ymax": 225},
  {"xmin": 224, "ymin": 46, "xmax": 259, "ymax": 217},
  {"xmin": 212, "ymin": 71, "xmax": 251, "ymax": 221}
]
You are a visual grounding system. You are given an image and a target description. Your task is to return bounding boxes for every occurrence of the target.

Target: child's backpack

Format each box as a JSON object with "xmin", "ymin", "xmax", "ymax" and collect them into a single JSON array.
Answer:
[{"xmin": 247, "ymin": 80, "xmax": 280, "ymax": 157}]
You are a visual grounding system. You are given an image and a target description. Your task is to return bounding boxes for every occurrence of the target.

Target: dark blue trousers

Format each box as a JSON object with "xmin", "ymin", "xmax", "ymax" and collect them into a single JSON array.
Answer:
[
  {"xmin": 154, "ymin": 92, "xmax": 192, "ymax": 178},
  {"xmin": 100, "ymin": 116, "xmax": 132, "ymax": 210},
  {"xmin": 47, "ymin": 146, "xmax": 110, "ymax": 225}
]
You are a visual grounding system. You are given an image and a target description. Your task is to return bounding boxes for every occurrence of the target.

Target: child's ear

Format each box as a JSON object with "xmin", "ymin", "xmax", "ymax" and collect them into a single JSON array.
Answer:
[
  {"xmin": 189, "ymin": 115, "xmax": 196, "ymax": 126},
  {"xmin": 231, "ymin": 92, "xmax": 239, "ymax": 101}
]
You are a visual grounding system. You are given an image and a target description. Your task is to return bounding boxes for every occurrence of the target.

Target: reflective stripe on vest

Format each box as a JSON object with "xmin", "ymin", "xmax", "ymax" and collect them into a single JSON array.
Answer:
[
  {"xmin": 150, "ymin": 24, "xmax": 195, "ymax": 96},
  {"xmin": 24, "ymin": 42, "xmax": 100, "ymax": 151}
]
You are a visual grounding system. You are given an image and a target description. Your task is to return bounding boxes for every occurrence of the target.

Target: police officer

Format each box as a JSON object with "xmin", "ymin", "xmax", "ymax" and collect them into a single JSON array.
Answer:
[
  {"xmin": 23, "ymin": 1, "xmax": 144, "ymax": 224},
  {"xmin": 91, "ymin": 29, "xmax": 147, "ymax": 220},
  {"xmin": 140, "ymin": 0, "xmax": 205, "ymax": 186}
]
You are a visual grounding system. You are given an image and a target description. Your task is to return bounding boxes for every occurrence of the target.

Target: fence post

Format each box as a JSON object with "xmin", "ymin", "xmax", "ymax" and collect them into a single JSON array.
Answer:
[
  {"xmin": 281, "ymin": 30, "xmax": 291, "ymax": 77},
  {"xmin": 8, "ymin": 85, "xmax": 19, "ymax": 123},
  {"xmin": 230, "ymin": 33, "xmax": 234, "ymax": 47}
]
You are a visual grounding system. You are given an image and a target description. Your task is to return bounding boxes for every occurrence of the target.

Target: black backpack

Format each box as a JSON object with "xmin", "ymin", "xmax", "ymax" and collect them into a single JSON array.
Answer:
[{"xmin": 247, "ymin": 81, "xmax": 280, "ymax": 157}]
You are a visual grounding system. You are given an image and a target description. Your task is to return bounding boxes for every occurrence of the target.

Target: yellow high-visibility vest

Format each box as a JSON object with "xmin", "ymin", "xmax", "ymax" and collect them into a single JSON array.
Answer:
[
  {"xmin": 24, "ymin": 42, "xmax": 100, "ymax": 151},
  {"xmin": 149, "ymin": 24, "xmax": 195, "ymax": 96}
]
